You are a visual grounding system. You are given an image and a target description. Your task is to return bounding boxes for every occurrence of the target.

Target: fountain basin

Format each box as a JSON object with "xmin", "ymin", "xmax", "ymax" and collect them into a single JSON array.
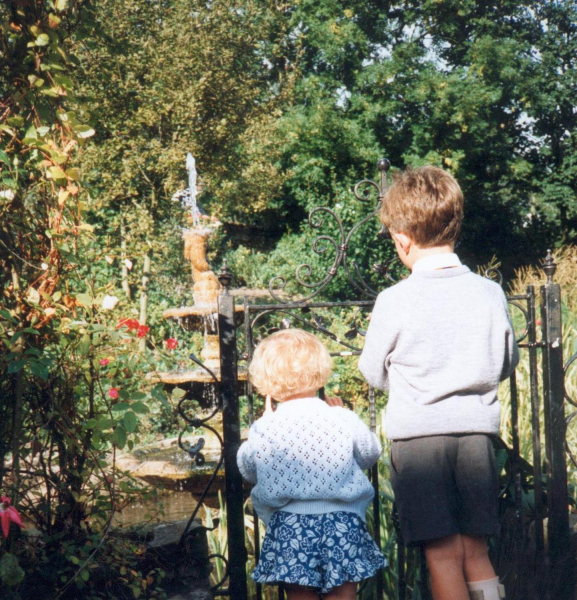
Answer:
[
  {"xmin": 146, "ymin": 367, "xmax": 248, "ymax": 386},
  {"xmin": 162, "ymin": 305, "xmax": 245, "ymax": 332},
  {"xmin": 115, "ymin": 435, "xmax": 229, "ymax": 491}
]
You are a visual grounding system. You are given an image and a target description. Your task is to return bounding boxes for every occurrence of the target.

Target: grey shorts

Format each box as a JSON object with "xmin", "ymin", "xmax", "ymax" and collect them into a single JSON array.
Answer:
[{"xmin": 390, "ymin": 434, "xmax": 500, "ymax": 546}]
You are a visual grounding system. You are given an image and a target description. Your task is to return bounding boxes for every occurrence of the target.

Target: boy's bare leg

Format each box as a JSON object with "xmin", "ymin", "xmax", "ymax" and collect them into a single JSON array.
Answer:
[
  {"xmin": 424, "ymin": 534, "xmax": 469, "ymax": 600},
  {"xmin": 323, "ymin": 582, "xmax": 357, "ymax": 600},
  {"xmin": 285, "ymin": 584, "xmax": 320, "ymax": 600},
  {"xmin": 462, "ymin": 534, "xmax": 497, "ymax": 582}
]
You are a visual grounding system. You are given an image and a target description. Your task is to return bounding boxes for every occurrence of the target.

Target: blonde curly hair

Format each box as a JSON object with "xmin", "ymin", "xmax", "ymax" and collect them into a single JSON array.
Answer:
[{"xmin": 249, "ymin": 329, "xmax": 332, "ymax": 401}]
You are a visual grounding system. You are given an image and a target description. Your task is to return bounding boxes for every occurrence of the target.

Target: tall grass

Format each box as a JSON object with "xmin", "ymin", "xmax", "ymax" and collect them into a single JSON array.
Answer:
[{"xmin": 500, "ymin": 247, "xmax": 577, "ymax": 477}]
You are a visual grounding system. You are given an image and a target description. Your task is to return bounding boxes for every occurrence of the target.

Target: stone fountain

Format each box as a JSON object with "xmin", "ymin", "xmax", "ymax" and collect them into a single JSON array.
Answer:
[{"xmin": 147, "ymin": 153, "xmax": 246, "ymax": 394}]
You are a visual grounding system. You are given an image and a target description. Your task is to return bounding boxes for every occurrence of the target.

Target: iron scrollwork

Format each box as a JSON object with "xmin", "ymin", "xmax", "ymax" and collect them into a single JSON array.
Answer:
[
  {"xmin": 248, "ymin": 302, "xmax": 373, "ymax": 355},
  {"xmin": 565, "ymin": 351, "xmax": 577, "ymax": 409},
  {"xmin": 484, "ymin": 265, "xmax": 505, "ymax": 287},
  {"xmin": 483, "ymin": 265, "xmax": 532, "ymax": 345},
  {"xmin": 268, "ymin": 159, "xmax": 396, "ymax": 303},
  {"xmin": 564, "ymin": 351, "xmax": 577, "ymax": 467},
  {"xmin": 174, "ymin": 352, "xmax": 230, "ymax": 593}
]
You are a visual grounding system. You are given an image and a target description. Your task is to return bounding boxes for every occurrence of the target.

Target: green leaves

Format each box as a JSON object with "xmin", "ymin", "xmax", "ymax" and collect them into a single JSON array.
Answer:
[
  {"xmin": 75, "ymin": 293, "xmax": 94, "ymax": 308},
  {"xmin": 48, "ymin": 165, "xmax": 67, "ymax": 183},
  {"xmin": 131, "ymin": 401, "xmax": 149, "ymax": 414},
  {"xmin": 113, "ymin": 426, "xmax": 127, "ymax": 449},
  {"xmin": 123, "ymin": 411, "xmax": 138, "ymax": 433},
  {"xmin": 36, "ymin": 33, "xmax": 50, "ymax": 46},
  {"xmin": 74, "ymin": 125, "xmax": 95, "ymax": 139},
  {"xmin": 29, "ymin": 360, "xmax": 50, "ymax": 380},
  {"xmin": 7, "ymin": 359, "xmax": 26, "ymax": 374},
  {"xmin": 0, "ymin": 553, "xmax": 25, "ymax": 587}
]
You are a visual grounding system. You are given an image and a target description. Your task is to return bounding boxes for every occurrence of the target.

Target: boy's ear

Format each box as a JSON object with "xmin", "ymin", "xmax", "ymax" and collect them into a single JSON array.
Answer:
[{"xmin": 392, "ymin": 232, "xmax": 412, "ymax": 253}]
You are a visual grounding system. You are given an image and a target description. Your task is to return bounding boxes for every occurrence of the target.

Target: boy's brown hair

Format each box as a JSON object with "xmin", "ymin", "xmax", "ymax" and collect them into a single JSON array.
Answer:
[{"xmin": 379, "ymin": 166, "xmax": 464, "ymax": 248}]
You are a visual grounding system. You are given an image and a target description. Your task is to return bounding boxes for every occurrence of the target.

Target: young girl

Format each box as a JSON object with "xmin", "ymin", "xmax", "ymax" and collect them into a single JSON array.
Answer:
[{"xmin": 237, "ymin": 328, "xmax": 386, "ymax": 600}]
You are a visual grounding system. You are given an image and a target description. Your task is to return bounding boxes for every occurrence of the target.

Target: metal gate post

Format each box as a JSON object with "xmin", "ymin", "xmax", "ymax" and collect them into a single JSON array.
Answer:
[
  {"xmin": 540, "ymin": 251, "xmax": 573, "ymax": 600},
  {"xmin": 218, "ymin": 263, "xmax": 248, "ymax": 600}
]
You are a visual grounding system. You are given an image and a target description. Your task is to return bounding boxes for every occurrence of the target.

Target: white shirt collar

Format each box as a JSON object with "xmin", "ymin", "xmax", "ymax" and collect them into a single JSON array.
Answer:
[
  {"xmin": 275, "ymin": 397, "xmax": 322, "ymax": 412},
  {"xmin": 412, "ymin": 253, "xmax": 462, "ymax": 273}
]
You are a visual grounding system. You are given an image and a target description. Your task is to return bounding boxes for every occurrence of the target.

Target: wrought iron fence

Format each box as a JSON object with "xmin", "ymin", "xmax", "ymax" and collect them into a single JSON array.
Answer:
[{"xmin": 179, "ymin": 160, "xmax": 576, "ymax": 600}]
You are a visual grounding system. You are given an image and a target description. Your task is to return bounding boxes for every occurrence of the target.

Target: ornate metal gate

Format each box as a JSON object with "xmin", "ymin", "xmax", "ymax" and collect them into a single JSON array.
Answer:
[{"xmin": 184, "ymin": 160, "xmax": 576, "ymax": 600}]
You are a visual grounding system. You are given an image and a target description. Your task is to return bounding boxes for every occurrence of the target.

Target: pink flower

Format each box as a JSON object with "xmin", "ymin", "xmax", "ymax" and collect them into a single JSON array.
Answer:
[
  {"xmin": 108, "ymin": 388, "xmax": 119, "ymax": 399},
  {"xmin": 137, "ymin": 325, "xmax": 149, "ymax": 338},
  {"xmin": 0, "ymin": 497, "xmax": 24, "ymax": 538},
  {"xmin": 100, "ymin": 358, "xmax": 110, "ymax": 366},
  {"xmin": 165, "ymin": 338, "xmax": 178, "ymax": 350}
]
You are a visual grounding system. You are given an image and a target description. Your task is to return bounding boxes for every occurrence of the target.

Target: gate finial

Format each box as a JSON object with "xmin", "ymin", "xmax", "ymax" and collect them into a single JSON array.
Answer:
[
  {"xmin": 377, "ymin": 158, "xmax": 391, "ymax": 172},
  {"xmin": 543, "ymin": 249, "xmax": 557, "ymax": 284},
  {"xmin": 218, "ymin": 259, "xmax": 232, "ymax": 293}
]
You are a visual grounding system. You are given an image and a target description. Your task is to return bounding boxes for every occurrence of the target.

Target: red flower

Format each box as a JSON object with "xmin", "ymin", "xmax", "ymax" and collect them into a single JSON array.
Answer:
[
  {"xmin": 165, "ymin": 338, "xmax": 178, "ymax": 350},
  {"xmin": 100, "ymin": 358, "xmax": 110, "ymax": 366},
  {"xmin": 117, "ymin": 318, "xmax": 140, "ymax": 331},
  {"xmin": 0, "ymin": 497, "xmax": 24, "ymax": 538},
  {"xmin": 108, "ymin": 388, "xmax": 119, "ymax": 399},
  {"xmin": 137, "ymin": 325, "xmax": 149, "ymax": 338}
]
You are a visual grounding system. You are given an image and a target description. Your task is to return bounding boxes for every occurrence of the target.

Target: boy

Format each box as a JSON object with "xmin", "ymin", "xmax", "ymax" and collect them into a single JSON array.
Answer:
[{"xmin": 358, "ymin": 166, "xmax": 518, "ymax": 600}]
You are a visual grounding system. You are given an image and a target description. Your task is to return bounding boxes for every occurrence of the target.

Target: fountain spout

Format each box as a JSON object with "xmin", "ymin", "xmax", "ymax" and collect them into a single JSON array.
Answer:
[
  {"xmin": 183, "ymin": 228, "xmax": 221, "ymax": 312},
  {"xmin": 150, "ymin": 153, "xmax": 245, "ymax": 387}
]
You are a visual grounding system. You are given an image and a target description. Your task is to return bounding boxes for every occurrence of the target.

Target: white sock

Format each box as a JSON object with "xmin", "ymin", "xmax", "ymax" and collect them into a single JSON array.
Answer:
[{"xmin": 467, "ymin": 577, "xmax": 506, "ymax": 600}]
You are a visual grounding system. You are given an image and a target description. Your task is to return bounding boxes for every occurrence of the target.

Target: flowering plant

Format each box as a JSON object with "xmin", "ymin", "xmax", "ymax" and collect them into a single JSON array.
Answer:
[
  {"xmin": 165, "ymin": 338, "xmax": 178, "ymax": 350},
  {"xmin": 117, "ymin": 318, "xmax": 140, "ymax": 331},
  {"xmin": 116, "ymin": 318, "xmax": 149, "ymax": 338},
  {"xmin": 0, "ymin": 497, "xmax": 24, "ymax": 538}
]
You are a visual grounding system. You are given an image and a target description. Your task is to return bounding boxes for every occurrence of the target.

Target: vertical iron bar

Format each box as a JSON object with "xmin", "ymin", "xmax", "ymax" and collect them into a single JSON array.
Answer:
[
  {"xmin": 509, "ymin": 372, "xmax": 522, "ymax": 524},
  {"xmin": 369, "ymin": 387, "xmax": 384, "ymax": 599},
  {"xmin": 219, "ymin": 277, "xmax": 248, "ymax": 600},
  {"xmin": 419, "ymin": 546, "xmax": 430, "ymax": 600},
  {"xmin": 527, "ymin": 285, "xmax": 545, "ymax": 557},
  {"xmin": 377, "ymin": 158, "xmax": 390, "ymax": 199},
  {"xmin": 541, "ymin": 276, "xmax": 572, "ymax": 600},
  {"xmin": 244, "ymin": 299, "xmax": 263, "ymax": 600},
  {"xmin": 245, "ymin": 300, "xmax": 255, "ymax": 427},
  {"xmin": 397, "ymin": 535, "xmax": 406, "ymax": 600}
]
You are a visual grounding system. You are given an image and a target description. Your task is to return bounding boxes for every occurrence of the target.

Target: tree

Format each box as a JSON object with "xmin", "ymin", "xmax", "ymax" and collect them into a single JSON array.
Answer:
[
  {"xmin": 1, "ymin": 4, "xmax": 166, "ymax": 596},
  {"xmin": 75, "ymin": 0, "xmax": 296, "ymax": 277},
  {"xmin": 237, "ymin": 0, "xmax": 577, "ymax": 284}
]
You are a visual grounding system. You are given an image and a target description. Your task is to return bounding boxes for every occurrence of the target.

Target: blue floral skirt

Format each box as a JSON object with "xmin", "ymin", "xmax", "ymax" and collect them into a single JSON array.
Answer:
[{"xmin": 253, "ymin": 511, "xmax": 387, "ymax": 593}]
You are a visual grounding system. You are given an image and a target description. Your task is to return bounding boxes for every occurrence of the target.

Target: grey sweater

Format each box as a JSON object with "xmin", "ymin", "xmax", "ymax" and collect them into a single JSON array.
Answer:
[{"xmin": 358, "ymin": 266, "xmax": 519, "ymax": 440}]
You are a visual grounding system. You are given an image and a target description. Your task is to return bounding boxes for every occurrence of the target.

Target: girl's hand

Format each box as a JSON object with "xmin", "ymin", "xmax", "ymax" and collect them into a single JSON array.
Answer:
[{"xmin": 326, "ymin": 395, "xmax": 344, "ymax": 407}]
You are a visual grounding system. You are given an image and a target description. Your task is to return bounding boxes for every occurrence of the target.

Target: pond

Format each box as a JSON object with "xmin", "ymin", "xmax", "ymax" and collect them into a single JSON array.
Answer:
[{"xmin": 112, "ymin": 435, "xmax": 226, "ymax": 528}]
